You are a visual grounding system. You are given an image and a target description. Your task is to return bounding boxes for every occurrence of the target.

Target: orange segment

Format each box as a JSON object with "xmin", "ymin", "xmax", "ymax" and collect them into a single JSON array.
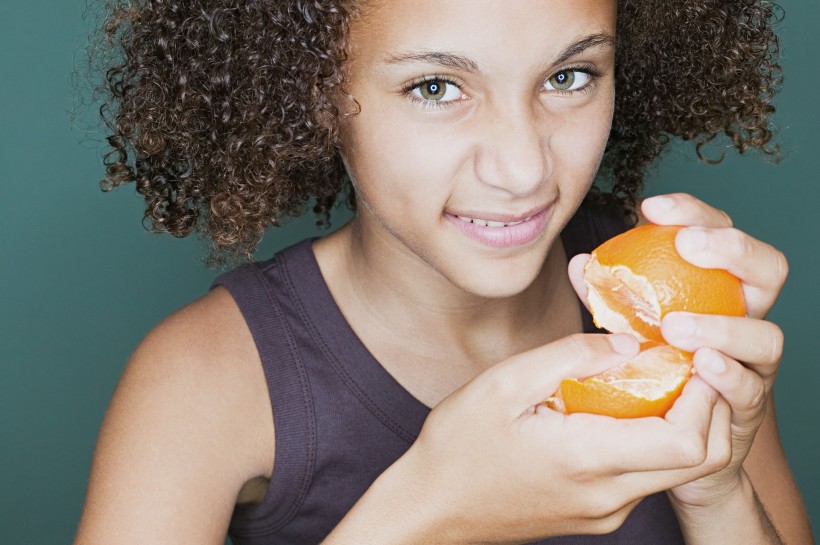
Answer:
[{"xmin": 555, "ymin": 344, "xmax": 693, "ymax": 419}]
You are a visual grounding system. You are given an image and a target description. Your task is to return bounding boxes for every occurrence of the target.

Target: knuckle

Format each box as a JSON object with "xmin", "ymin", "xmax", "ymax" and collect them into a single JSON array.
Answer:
[
  {"xmin": 773, "ymin": 249, "xmax": 790, "ymax": 286},
  {"xmin": 589, "ymin": 516, "xmax": 621, "ymax": 535},
  {"xmin": 567, "ymin": 333, "xmax": 595, "ymax": 361},
  {"xmin": 675, "ymin": 431, "xmax": 708, "ymax": 467},
  {"xmin": 565, "ymin": 443, "xmax": 599, "ymax": 483},
  {"xmin": 583, "ymin": 493, "xmax": 621, "ymax": 521},
  {"xmin": 713, "ymin": 436, "xmax": 733, "ymax": 472},
  {"xmin": 770, "ymin": 323, "xmax": 785, "ymax": 358},
  {"xmin": 705, "ymin": 436, "xmax": 732, "ymax": 475},
  {"xmin": 718, "ymin": 209, "xmax": 734, "ymax": 228},
  {"xmin": 757, "ymin": 322, "xmax": 784, "ymax": 364},
  {"xmin": 483, "ymin": 366, "xmax": 519, "ymax": 401},
  {"xmin": 727, "ymin": 228, "xmax": 749, "ymax": 257},
  {"xmin": 586, "ymin": 503, "xmax": 631, "ymax": 533},
  {"xmin": 747, "ymin": 377, "xmax": 768, "ymax": 413}
]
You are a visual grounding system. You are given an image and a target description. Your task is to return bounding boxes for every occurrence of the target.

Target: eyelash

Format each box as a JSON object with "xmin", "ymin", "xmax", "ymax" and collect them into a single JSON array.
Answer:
[
  {"xmin": 549, "ymin": 65, "xmax": 603, "ymax": 96},
  {"xmin": 401, "ymin": 65, "xmax": 603, "ymax": 110},
  {"xmin": 401, "ymin": 75, "xmax": 467, "ymax": 110}
]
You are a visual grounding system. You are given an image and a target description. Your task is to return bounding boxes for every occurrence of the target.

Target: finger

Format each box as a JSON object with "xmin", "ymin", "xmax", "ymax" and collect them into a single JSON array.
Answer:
[
  {"xmin": 620, "ymin": 397, "xmax": 732, "ymax": 498},
  {"xmin": 551, "ymin": 377, "xmax": 720, "ymax": 473},
  {"xmin": 487, "ymin": 333, "xmax": 640, "ymax": 412},
  {"xmin": 661, "ymin": 313, "xmax": 783, "ymax": 377},
  {"xmin": 691, "ymin": 348, "xmax": 769, "ymax": 428},
  {"xmin": 568, "ymin": 253, "xmax": 591, "ymax": 312},
  {"xmin": 641, "ymin": 193, "xmax": 733, "ymax": 228},
  {"xmin": 674, "ymin": 227, "xmax": 789, "ymax": 318}
]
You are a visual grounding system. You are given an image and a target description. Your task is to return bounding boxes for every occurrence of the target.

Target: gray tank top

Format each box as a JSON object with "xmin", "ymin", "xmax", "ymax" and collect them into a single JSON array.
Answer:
[{"xmin": 211, "ymin": 201, "xmax": 685, "ymax": 544}]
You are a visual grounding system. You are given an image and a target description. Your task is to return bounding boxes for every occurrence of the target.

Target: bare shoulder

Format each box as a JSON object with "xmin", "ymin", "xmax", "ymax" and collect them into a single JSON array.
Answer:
[{"xmin": 74, "ymin": 287, "xmax": 274, "ymax": 544}]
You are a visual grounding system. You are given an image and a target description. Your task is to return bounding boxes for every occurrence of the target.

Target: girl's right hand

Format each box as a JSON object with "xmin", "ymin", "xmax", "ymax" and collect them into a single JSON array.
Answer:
[{"xmin": 328, "ymin": 333, "xmax": 731, "ymax": 544}]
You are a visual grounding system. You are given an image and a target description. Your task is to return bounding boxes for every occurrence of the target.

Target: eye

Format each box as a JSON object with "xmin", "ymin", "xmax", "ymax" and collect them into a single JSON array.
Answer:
[
  {"xmin": 545, "ymin": 69, "xmax": 591, "ymax": 92},
  {"xmin": 411, "ymin": 78, "xmax": 463, "ymax": 102}
]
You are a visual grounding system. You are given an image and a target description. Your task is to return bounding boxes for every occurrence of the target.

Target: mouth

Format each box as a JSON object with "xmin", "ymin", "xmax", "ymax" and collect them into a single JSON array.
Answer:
[
  {"xmin": 444, "ymin": 205, "xmax": 552, "ymax": 248},
  {"xmin": 453, "ymin": 214, "xmax": 535, "ymax": 228}
]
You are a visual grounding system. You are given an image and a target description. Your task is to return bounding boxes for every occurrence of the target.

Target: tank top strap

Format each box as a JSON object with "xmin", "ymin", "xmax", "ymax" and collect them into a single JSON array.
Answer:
[{"xmin": 211, "ymin": 256, "xmax": 317, "ymax": 536}]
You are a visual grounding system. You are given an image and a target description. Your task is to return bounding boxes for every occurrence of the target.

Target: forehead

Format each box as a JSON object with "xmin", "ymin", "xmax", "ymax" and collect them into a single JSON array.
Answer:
[{"xmin": 350, "ymin": 0, "xmax": 617, "ymax": 68}]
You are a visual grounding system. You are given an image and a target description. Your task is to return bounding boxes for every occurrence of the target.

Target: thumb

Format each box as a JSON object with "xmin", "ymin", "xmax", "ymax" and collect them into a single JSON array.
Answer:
[
  {"xmin": 488, "ymin": 333, "xmax": 640, "ymax": 413},
  {"xmin": 568, "ymin": 253, "xmax": 592, "ymax": 313}
]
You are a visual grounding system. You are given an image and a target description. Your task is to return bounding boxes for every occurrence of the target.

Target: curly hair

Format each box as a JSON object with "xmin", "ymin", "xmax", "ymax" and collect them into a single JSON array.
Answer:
[{"xmin": 89, "ymin": 0, "xmax": 782, "ymax": 263}]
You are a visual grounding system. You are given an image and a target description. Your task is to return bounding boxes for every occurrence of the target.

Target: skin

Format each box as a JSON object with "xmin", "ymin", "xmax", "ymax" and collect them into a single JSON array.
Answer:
[{"xmin": 73, "ymin": 1, "xmax": 813, "ymax": 544}]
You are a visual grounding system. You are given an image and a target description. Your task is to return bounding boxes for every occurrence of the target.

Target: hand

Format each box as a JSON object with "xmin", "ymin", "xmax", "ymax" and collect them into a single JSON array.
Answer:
[
  {"xmin": 390, "ymin": 333, "xmax": 731, "ymax": 544},
  {"xmin": 642, "ymin": 193, "xmax": 787, "ymax": 508}
]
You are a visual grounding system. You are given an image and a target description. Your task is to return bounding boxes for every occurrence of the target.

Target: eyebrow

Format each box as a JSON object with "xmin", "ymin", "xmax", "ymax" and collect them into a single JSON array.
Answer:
[
  {"xmin": 385, "ymin": 51, "xmax": 479, "ymax": 72},
  {"xmin": 383, "ymin": 32, "xmax": 615, "ymax": 73},
  {"xmin": 554, "ymin": 33, "xmax": 615, "ymax": 64}
]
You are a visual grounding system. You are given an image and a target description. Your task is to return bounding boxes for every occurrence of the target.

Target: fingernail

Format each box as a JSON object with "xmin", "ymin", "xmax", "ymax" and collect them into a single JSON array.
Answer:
[
  {"xmin": 609, "ymin": 334, "xmax": 639, "ymax": 356},
  {"xmin": 644, "ymin": 196, "xmax": 675, "ymax": 213},
  {"xmin": 665, "ymin": 313, "xmax": 697, "ymax": 340},
  {"xmin": 678, "ymin": 227, "xmax": 708, "ymax": 252},
  {"xmin": 698, "ymin": 349, "xmax": 726, "ymax": 374}
]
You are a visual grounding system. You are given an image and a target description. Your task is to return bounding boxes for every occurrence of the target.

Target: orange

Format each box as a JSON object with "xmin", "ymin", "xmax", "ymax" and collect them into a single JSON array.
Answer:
[
  {"xmin": 547, "ymin": 224, "xmax": 746, "ymax": 419},
  {"xmin": 585, "ymin": 225, "xmax": 745, "ymax": 343},
  {"xmin": 547, "ymin": 343, "xmax": 693, "ymax": 418}
]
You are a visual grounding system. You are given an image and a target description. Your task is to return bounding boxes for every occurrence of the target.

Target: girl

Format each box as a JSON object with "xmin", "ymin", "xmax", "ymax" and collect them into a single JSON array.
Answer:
[{"xmin": 76, "ymin": 0, "xmax": 813, "ymax": 543}]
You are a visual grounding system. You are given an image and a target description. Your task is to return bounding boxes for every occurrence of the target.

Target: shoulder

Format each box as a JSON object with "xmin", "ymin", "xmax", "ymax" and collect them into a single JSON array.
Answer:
[
  {"xmin": 75, "ymin": 288, "xmax": 274, "ymax": 542},
  {"xmin": 122, "ymin": 286, "xmax": 273, "ymax": 476}
]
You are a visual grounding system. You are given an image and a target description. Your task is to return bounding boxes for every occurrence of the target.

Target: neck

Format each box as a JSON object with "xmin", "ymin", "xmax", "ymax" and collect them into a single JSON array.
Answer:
[{"xmin": 313, "ymin": 215, "xmax": 580, "ymax": 372}]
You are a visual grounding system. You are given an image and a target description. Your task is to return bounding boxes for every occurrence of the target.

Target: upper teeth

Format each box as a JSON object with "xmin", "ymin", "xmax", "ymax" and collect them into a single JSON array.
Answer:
[{"xmin": 456, "ymin": 215, "xmax": 533, "ymax": 227}]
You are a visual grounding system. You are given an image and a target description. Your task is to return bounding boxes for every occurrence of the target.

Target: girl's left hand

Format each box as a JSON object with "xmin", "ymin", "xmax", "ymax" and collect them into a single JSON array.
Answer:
[
  {"xmin": 570, "ymin": 192, "xmax": 789, "ymax": 508},
  {"xmin": 643, "ymin": 193, "xmax": 788, "ymax": 508}
]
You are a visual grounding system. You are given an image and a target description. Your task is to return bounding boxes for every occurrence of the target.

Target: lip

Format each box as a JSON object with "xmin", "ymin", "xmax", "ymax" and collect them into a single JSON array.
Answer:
[
  {"xmin": 446, "ymin": 204, "xmax": 546, "ymax": 224},
  {"xmin": 445, "ymin": 204, "xmax": 552, "ymax": 249}
]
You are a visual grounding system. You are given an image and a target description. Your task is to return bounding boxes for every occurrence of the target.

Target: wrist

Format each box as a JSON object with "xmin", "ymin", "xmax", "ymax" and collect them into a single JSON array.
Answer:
[
  {"xmin": 322, "ymin": 444, "xmax": 455, "ymax": 545},
  {"xmin": 670, "ymin": 471, "xmax": 782, "ymax": 545}
]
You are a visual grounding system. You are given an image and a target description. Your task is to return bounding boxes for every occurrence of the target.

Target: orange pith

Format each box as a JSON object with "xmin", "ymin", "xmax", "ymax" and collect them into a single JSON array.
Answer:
[{"xmin": 549, "ymin": 224, "xmax": 746, "ymax": 419}]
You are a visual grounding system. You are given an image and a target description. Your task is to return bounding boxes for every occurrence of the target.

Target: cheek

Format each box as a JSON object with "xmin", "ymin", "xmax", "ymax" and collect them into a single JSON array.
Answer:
[
  {"xmin": 552, "ymin": 89, "xmax": 615, "ymax": 179},
  {"xmin": 340, "ymin": 108, "xmax": 472, "ymax": 213}
]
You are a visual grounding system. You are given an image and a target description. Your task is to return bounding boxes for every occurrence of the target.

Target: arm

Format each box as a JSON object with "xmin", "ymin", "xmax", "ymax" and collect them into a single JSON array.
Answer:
[
  {"xmin": 745, "ymin": 395, "xmax": 815, "ymax": 544},
  {"xmin": 639, "ymin": 194, "xmax": 814, "ymax": 544},
  {"xmin": 670, "ymin": 394, "xmax": 813, "ymax": 545},
  {"xmin": 73, "ymin": 288, "xmax": 275, "ymax": 544}
]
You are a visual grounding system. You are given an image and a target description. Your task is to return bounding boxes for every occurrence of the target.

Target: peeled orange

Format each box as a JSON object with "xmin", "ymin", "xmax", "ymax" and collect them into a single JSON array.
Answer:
[
  {"xmin": 548, "ymin": 224, "xmax": 746, "ymax": 418},
  {"xmin": 585, "ymin": 225, "xmax": 745, "ymax": 343}
]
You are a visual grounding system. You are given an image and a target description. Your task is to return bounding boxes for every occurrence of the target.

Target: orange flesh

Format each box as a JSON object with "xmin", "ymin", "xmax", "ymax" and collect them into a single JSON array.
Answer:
[
  {"xmin": 553, "ymin": 344, "xmax": 693, "ymax": 419},
  {"xmin": 584, "ymin": 256, "xmax": 662, "ymax": 342}
]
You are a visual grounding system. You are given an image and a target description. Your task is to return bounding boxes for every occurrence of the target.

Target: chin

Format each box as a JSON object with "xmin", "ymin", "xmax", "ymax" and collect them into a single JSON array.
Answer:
[{"xmin": 445, "ymin": 256, "xmax": 546, "ymax": 300}]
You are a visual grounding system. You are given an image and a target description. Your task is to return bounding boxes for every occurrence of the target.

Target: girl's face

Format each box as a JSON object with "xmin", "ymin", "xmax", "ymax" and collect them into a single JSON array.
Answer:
[{"xmin": 338, "ymin": 0, "xmax": 617, "ymax": 298}]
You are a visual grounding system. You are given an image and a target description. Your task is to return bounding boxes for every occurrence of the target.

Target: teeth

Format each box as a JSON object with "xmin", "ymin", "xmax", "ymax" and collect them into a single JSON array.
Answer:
[{"xmin": 455, "ymin": 214, "xmax": 532, "ymax": 227}]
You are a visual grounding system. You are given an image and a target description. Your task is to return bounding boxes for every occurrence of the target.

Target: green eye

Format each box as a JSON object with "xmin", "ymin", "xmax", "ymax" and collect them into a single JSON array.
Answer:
[
  {"xmin": 548, "ymin": 70, "xmax": 576, "ymax": 91},
  {"xmin": 419, "ymin": 79, "xmax": 448, "ymax": 101}
]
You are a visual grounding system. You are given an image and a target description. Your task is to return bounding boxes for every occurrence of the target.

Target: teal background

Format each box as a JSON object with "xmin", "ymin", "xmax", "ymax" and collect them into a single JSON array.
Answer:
[{"xmin": 1, "ymin": 1, "xmax": 817, "ymax": 542}]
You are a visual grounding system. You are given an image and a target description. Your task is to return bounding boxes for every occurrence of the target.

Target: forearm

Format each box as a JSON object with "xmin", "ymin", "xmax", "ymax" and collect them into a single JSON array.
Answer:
[{"xmin": 671, "ymin": 471, "xmax": 782, "ymax": 545}]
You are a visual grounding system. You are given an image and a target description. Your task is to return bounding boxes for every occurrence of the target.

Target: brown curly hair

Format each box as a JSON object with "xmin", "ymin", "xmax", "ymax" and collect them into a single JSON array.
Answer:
[{"xmin": 89, "ymin": 0, "xmax": 782, "ymax": 263}]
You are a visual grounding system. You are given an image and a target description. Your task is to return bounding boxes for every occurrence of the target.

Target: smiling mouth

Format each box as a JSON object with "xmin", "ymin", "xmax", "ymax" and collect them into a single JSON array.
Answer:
[{"xmin": 454, "ymin": 214, "xmax": 536, "ymax": 228}]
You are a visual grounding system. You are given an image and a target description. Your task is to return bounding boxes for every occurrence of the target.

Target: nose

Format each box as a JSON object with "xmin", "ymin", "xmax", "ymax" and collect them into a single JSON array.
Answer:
[{"xmin": 473, "ymin": 99, "xmax": 552, "ymax": 197}]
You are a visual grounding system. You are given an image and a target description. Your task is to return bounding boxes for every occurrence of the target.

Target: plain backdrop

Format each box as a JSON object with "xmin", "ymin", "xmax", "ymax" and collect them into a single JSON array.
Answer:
[{"xmin": 1, "ymin": 1, "xmax": 818, "ymax": 542}]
